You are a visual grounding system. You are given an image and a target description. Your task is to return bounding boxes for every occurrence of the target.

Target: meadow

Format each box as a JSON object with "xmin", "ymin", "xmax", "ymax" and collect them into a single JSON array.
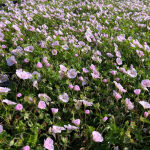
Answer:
[{"xmin": 0, "ymin": 0, "xmax": 150, "ymax": 149}]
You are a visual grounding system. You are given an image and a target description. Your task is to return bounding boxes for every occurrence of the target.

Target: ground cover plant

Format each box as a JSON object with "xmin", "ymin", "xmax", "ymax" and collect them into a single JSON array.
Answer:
[{"xmin": 0, "ymin": 0, "xmax": 150, "ymax": 149}]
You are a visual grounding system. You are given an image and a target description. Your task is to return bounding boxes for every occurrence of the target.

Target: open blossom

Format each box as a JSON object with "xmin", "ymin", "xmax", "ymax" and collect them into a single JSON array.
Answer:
[
  {"xmin": 116, "ymin": 58, "xmax": 122, "ymax": 65},
  {"xmin": 59, "ymin": 93, "xmax": 69, "ymax": 103},
  {"xmin": 16, "ymin": 69, "xmax": 32, "ymax": 80},
  {"xmin": 52, "ymin": 125, "xmax": 65, "ymax": 133},
  {"xmin": 136, "ymin": 50, "xmax": 144, "ymax": 57},
  {"xmin": 82, "ymin": 68, "xmax": 89, "ymax": 73},
  {"xmin": 51, "ymin": 108, "xmax": 58, "ymax": 114},
  {"xmin": 60, "ymin": 64, "xmax": 67, "ymax": 72},
  {"xmin": 113, "ymin": 90, "xmax": 122, "ymax": 100},
  {"xmin": 52, "ymin": 49, "xmax": 57, "ymax": 55},
  {"xmin": 92, "ymin": 131, "xmax": 103, "ymax": 142},
  {"xmin": 127, "ymin": 65, "xmax": 137, "ymax": 78},
  {"xmin": 125, "ymin": 98, "xmax": 134, "ymax": 110},
  {"xmin": 141, "ymin": 79, "xmax": 150, "ymax": 91},
  {"xmin": 24, "ymin": 46, "xmax": 34, "ymax": 52},
  {"xmin": 44, "ymin": 137, "xmax": 54, "ymax": 150},
  {"xmin": 67, "ymin": 69, "xmax": 77, "ymax": 79},
  {"xmin": 110, "ymin": 70, "xmax": 117, "ymax": 76},
  {"xmin": 139, "ymin": 101, "xmax": 150, "ymax": 109},
  {"xmin": 0, "ymin": 87, "xmax": 10, "ymax": 93},
  {"xmin": 74, "ymin": 85, "xmax": 80, "ymax": 91},
  {"xmin": 7, "ymin": 56, "xmax": 17, "ymax": 66},
  {"xmin": 38, "ymin": 101, "xmax": 46, "ymax": 109},
  {"xmin": 113, "ymin": 81, "xmax": 127, "ymax": 93},
  {"xmin": 36, "ymin": 62, "xmax": 43, "ymax": 68}
]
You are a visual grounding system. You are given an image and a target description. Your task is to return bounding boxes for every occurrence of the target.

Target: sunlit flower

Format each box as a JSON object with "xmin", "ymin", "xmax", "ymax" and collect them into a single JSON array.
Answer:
[
  {"xmin": 15, "ymin": 104, "xmax": 23, "ymax": 111},
  {"xmin": 58, "ymin": 93, "xmax": 69, "ymax": 103},
  {"xmin": 44, "ymin": 137, "xmax": 54, "ymax": 150},
  {"xmin": 92, "ymin": 131, "xmax": 103, "ymax": 142},
  {"xmin": 67, "ymin": 69, "xmax": 77, "ymax": 79},
  {"xmin": 125, "ymin": 98, "xmax": 134, "ymax": 110},
  {"xmin": 0, "ymin": 87, "xmax": 10, "ymax": 93},
  {"xmin": 16, "ymin": 69, "xmax": 32, "ymax": 80},
  {"xmin": 38, "ymin": 101, "xmax": 46, "ymax": 109},
  {"xmin": 139, "ymin": 101, "xmax": 150, "ymax": 109}
]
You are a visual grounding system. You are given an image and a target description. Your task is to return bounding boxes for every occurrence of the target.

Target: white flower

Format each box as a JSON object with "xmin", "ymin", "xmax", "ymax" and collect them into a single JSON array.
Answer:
[
  {"xmin": 58, "ymin": 93, "xmax": 69, "ymax": 103},
  {"xmin": 139, "ymin": 101, "xmax": 150, "ymax": 109}
]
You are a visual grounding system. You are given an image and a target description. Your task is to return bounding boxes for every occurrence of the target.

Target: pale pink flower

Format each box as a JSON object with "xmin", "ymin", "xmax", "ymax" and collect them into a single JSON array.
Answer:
[
  {"xmin": 116, "ymin": 58, "xmax": 122, "ymax": 65},
  {"xmin": 0, "ymin": 87, "xmax": 10, "ymax": 93},
  {"xmin": 17, "ymin": 93, "xmax": 22, "ymax": 97},
  {"xmin": 36, "ymin": 62, "xmax": 43, "ymax": 68},
  {"xmin": 139, "ymin": 101, "xmax": 150, "ymax": 109},
  {"xmin": 60, "ymin": 65, "xmax": 67, "ymax": 72},
  {"xmin": 113, "ymin": 90, "xmax": 122, "ymax": 100},
  {"xmin": 2, "ymin": 99, "xmax": 17, "ymax": 105},
  {"xmin": 52, "ymin": 125, "xmax": 65, "ymax": 133},
  {"xmin": 16, "ymin": 69, "xmax": 32, "ymax": 80},
  {"xmin": 44, "ymin": 137, "xmax": 54, "ymax": 150},
  {"xmin": 106, "ymin": 53, "xmax": 114, "ymax": 58},
  {"xmin": 144, "ymin": 112, "xmax": 149, "ymax": 118},
  {"xmin": 51, "ymin": 108, "xmax": 58, "ymax": 114},
  {"xmin": 58, "ymin": 93, "xmax": 69, "ymax": 103},
  {"xmin": 52, "ymin": 49, "xmax": 57, "ymax": 55},
  {"xmin": 125, "ymin": 98, "xmax": 134, "ymax": 110},
  {"xmin": 103, "ymin": 116, "xmax": 108, "ymax": 122},
  {"xmin": 15, "ymin": 104, "xmax": 23, "ymax": 111},
  {"xmin": 67, "ymin": 69, "xmax": 77, "ymax": 79},
  {"xmin": 64, "ymin": 124, "xmax": 78, "ymax": 130},
  {"xmin": 127, "ymin": 65, "xmax": 137, "ymax": 78},
  {"xmin": 92, "ymin": 131, "xmax": 103, "ymax": 142},
  {"xmin": 82, "ymin": 68, "xmax": 89, "ymax": 73},
  {"xmin": 24, "ymin": 46, "xmax": 34, "ymax": 52},
  {"xmin": 74, "ymin": 85, "xmax": 80, "ymax": 91},
  {"xmin": 22, "ymin": 145, "xmax": 30, "ymax": 150},
  {"xmin": 38, "ymin": 101, "xmax": 46, "ymax": 109},
  {"xmin": 38, "ymin": 94, "xmax": 51, "ymax": 102},
  {"xmin": 141, "ymin": 79, "xmax": 150, "ymax": 91},
  {"xmin": 136, "ymin": 50, "xmax": 144, "ymax": 57},
  {"xmin": 85, "ymin": 109, "xmax": 90, "ymax": 114},
  {"xmin": 110, "ymin": 70, "xmax": 117, "ymax": 76},
  {"xmin": 113, "ymin": 81, "xmax": 127, "ymax": 93},
  {"xmin": 134, "ymin": 89, "xmax": 141, "ymax": 95},
  {"xmin": 0, "ymin": 125, "xmax": 3, "ymax": 134},
  {"xmin": 68, "ymin": 84, "xmax": 74, "ymax": 89},
  {"xmin": 72, "ymin": 119, "xmax": 80, "ymax": 126}
]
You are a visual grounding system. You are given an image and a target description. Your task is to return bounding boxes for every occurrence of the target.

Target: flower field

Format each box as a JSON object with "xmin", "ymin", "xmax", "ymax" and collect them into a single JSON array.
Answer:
[{"xmin": 0, "ymin": 0, "xmax": 150, "ymax": 149}]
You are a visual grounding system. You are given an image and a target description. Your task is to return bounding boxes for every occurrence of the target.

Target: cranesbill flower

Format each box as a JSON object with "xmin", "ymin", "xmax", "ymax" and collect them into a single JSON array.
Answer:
[
  {"xmin": 139, "ymin": 101, "xmax": 150, "ymax": 109},
  {"xmin": 0, "ymin": 125, "xmax": 3, "ymax": 134},
  {"xmin": 24, "ymin": 46, "xmax": 34, "ymax": 52},
  {"xmin": 22, "ymin": 145, "xmax": 30, "ymax": 150},
  {"xmin": 141, "ymin": 79, "xmax": 150, "ymax": 91},
  {"xmin": 52, "ymin": 125, "xmax": 65, "ymax": 133},
  {"xmin": 67, "ymin": 69, "xmax": 77, "ymax": 79},
  {"xmin": 116, "ymin": 58, "xmax": 122, "ymax": 65},
  {"xmin": 16, "ymin": 69, "xmax": 32, "ymax": 80},
  {"xmin": 51, "ymin": 108, "xmax": 58, "ymax": 114},
  {"xmin": 7, "ymin": 56, "xmax": 17, "ymax": 66},
  {"xmin": 2, "ymin": 99, "xmax": 17, "ymax": 105},
  {"xmin": 144, "ymin": 112, "xmax": 149, "ymax": 118},
  {"xmin": 113, "ymin": 81, "xmax": 127, "ymax": 93},
  {"xmin": 92, "ymin": 131, "xmax": 103, "ymax": 142},
  {"xmin": 38, "ymin": 93, "xmax": 51, "ymax": 102},
  {"xmin": 72, "ymin": 119, "xmax": 80, "ymax": 126},
  {"xmin": 52, "ymin": 49, "xmax": 57, "ymax": 55},
  {"xmin": 0, "ymin": 87, "xmax": 10, "ymax": 93},
  {"xmin": 38, "ymin": 101, "xmax": 46, "ymax": 109},
  {"xmin": 113, "ymin": 90, "xmax": 122, "ymax": 100},
  {"xmin": 58, "ymin": 93, "xmax": 69, "ymax": 103},
  {"xmin": 127, "ymin": 65, "xmax": 137, "ymax": 78},
  {"xmin": 15, "ymin": 104, "xmax": 23, "ymax": 111},
  {"xmin": 74, "ymin": 85, "xmax": 80, "ymax": 91},
  {"xmin": 44, "ymin": 137, "xmax": 54, "ymax": 150},
  {"xmin": 36, "ymin": 62, "xmax": 43, "ymax": 68},
  {"xmin": 125, "ymin": 98, "xmax": 134, "ymax": 110},
  {"xmin": 64, "ymin": 124, "xmax": 78, "ymax": 130},
  {"xmin": 134, "ymin": 89, "xmax": 141, "ymax": 95}
]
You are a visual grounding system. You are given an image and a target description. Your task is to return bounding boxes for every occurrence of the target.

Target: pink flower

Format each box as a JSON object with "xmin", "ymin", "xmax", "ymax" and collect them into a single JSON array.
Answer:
[
  {"xmin": 113, "ymin": 81, "xmax": 127, "ymax": 93},
  {"xmin": 51, "ymin": 108, "xmax": 58, "ymax": 114},
  {"xmin": 16, "ymin": 69, "xmax": 32, "ymax": 80},
  {"xmin": 134, "ymin": 89, "xmax": 141, "ymax": 95},
  {"xmin": 92, "ymin": 131, "xmax": 103, "ymax": 142},
  {"xmin": 0, "ymin": 87, "xmax": 10, "ymax": 93},
  {"xmin": 64, "ymin": 124, "xmax": 78, "ymax": 130},
  {"xmin": 74, "ymin": 85, "xmax": 80, "ymax": 91},
  {"xmin": 22, "ymin": 145, "xmax": 30, "ymax": 150},
  {"xmin": 52, "ymin": 49, "xmax": 57, "ymax": 55},
  {"xmin": 67, "ymin": 69, "xmax": 77, "ymax": 79},
  {"xmin": 17, "ymin": 93, "xmax": 22, "ymax": 97},
  {"xmin": 24, "ymin": 59, "xmax": 29, "ymax": 63},
  {"xmin": 127, "ymin": 65, "xmax": 137, "ymax": 78},
  {"xmin": 110, "ymin": 70, "xmax": 117, "ymax": 76},
  {"xmin": 2, "ymin": 99, "xmax": 17, "ymax": 105},
  {"xmin": 90, "ymin": 64, "xmax": 96, "ymax": 71},
  {"xmin": 36, "ymin": 62, "xmax": 43, "ymax": 68},
  {"xmin": 74, "ymin": 54, "xmax": 78, "ymax": 57},
  {"xmin": 60, "ymin": 65, "xmax": 67, "ymax": 72},
  {"xmin": 43, "ymin": 57, "xmax": 48, "ymax": 64},
  {"xmin": 144, "ymin": 112, "xmax": 149, "ymax": 118},
  {"xmin": 103, "ymin": 79, "xmax": 107, "ymax": 83},
  {"xmin": 68, "ymin": 84, "xmax": 74, "ymax": 89},
  {"xmin": 44, "ymin": 137, "xmax": 54, "ymax": 150},
  {"xmin": 125, "ymin": 98, "xmax": 134, "ymax": 110},
  {"xmin": 106, "ymin": 53, "xmax": 114, "ymax": 58},
  {"xmin": 45, "ymin": 63, "xmax": 50, "ymax": 67},
  {"xmin": 15, "ymin": 104, "xmax": 23, "ymax": 111},
  {"xmin": 85, "ymin": 109, "xmax": 90, "ymax": 114},
  {"xmin": 113, "ymin": 90, "xmax": 122, "ymax": 100},
  {"xmin": 82, "ymin": 68, "xmax": 89, "ymax": 73},
  {"xmin": 141, "ymin": 79, "xmax": 150, "ymax": 91},
  {"xmin": 136, "ymin": 50, "xmax": 144, "ymax": 57},
  {"xmin": 52, "ymin": 125, "xmax": 65, "ymax": 133},
  {"xmin": 72, "ymin": 119, "xmax": 80, "ymax": 126},
  {"xmin": 58, "ymin": 93, "xmax": 69, "ymax": 103},
  {"xmin": 0, "ymin": 125, "xmax": 3, "ymax": 133},
  {"xmin": 139, "ymin": 101, "xmax": 150, "ymax": 109},
  {"xmin": 116, "ymin": 58, "xmax": 122, "ymax": 65},
  {"xmin": 24, "ymin": 46, "xmax": 34, "ymax": 52},
  {"xmin": 103, "ymin": 116, "xmax": 108, "ymax": 122},
  {"xmin": 38, "ymin": 101, "xmax": 46, "ymax": 109}
]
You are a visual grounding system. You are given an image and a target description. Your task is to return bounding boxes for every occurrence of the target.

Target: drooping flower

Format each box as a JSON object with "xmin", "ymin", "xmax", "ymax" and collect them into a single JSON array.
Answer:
[
  {"xmin": 67, "ymin": 69, "xmax": 77, "ymax": 79},
  {"xmin": 139, "ymin": 101, "xmax": 150, "ymax": 109},
  {"xmin": 58, "ymin": 93, "xmax": 69, "ymax": 103},
  {"xmin": 16, "ymin": 69, "xmax": 32, "ymax": 80},
  {"xmin": 125, "ymin": 98, "xmax": 134, "ymax": 110},
  {"xmin": 44, "ymin": 137, "xmax": 54, "ymax": 150},
  {"xmin": 2, "ymin": 99, "xmax": 17, "ymax": 105},
  {"xmin": 0, "ymin": 87, "xmax": 10, "ymax": 93},
  {"xmin": 92, "ymin": 131, "xmax": 103, "ymax": 142},
  {"xmin": 38, "ymin": 101, "xmax": 46, "ymax": 109}
]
